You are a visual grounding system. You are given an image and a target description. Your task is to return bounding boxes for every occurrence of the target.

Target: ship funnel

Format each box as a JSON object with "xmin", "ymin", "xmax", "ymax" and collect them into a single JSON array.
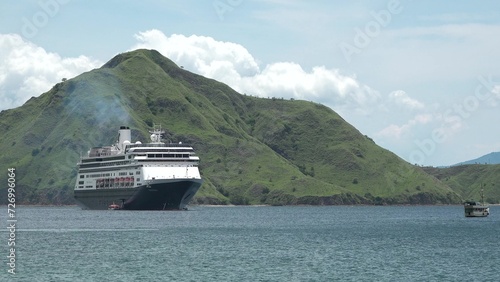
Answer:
[{"xmin": 117, "ymin": 126, "xmax": 131, "ymax": 151}]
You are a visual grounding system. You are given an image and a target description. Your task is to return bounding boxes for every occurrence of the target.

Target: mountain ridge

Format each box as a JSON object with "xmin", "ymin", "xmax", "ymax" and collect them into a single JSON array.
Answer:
[
  {"xmin": 452, "ymin": 152, "xmax": 500, "ymax": 166},
  {"xmin": 0, "ymin": 49, "xmax": 464, "ymax": 205}
]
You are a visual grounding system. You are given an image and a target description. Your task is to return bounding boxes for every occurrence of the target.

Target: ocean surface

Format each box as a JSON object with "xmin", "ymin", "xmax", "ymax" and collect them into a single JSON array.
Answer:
[{"xmin": 1, "ymin": 205, "xmax": 499, "ymax": 281}]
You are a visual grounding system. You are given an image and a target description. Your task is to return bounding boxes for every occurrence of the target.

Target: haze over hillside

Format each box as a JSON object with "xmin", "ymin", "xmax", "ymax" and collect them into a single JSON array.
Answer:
[{"xmin": 0, "ymin": 50, "xmax": 466, "ymax": 205}]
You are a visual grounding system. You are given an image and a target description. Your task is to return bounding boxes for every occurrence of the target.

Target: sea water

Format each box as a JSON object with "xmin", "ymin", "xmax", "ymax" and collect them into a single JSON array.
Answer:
[{"xmin": 1, "ymin": 205, "xmax": 499, "ymax": 281}]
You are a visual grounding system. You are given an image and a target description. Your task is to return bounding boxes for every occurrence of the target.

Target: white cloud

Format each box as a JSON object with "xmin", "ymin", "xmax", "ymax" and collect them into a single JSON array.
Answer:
[
  {"xmin": 133, "ymin": 30, "xmax": 259, "ymax": 78},
  {"xmin": 376, "ymin": 113, "xmax": 432, "ymax": 140},
  {"xmin": 0, "ymin": 33, "xmax": 101, "ymax": 111},
  {"xmin": 388, "ymin": 90, "xmax": 425, "ymax": 110},
  {"xmin": 376, "ymin": 124, "xmax": 407, "ymax": 140},
  {"xmin": 131, "ymin": 29, "xmax": 380, "ymax": 115},
  {"xmin": 488, "ymin": 85, "xmax": 500, "ymax": 106}
]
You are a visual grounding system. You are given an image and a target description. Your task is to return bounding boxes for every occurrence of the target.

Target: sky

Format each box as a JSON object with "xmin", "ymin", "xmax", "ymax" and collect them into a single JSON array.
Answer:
[{"xmin": 1, "ymin": 0, "xmax": 500, "ymax": 166}]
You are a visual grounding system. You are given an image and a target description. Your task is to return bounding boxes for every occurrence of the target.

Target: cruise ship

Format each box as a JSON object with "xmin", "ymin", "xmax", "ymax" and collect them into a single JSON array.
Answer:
[{"xmin": 74, "ymin": 125, "xmax": 203, "ymax": 210}]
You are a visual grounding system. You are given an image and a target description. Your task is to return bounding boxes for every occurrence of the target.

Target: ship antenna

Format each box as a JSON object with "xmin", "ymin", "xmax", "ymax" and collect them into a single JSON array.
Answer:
[
  {"xmin": 481, "ymin": 184, "xmax": 484, "ymax": 204},
  {"xmin": 149, "ymin": 123, "xmax": 165, "ymax": 143}
]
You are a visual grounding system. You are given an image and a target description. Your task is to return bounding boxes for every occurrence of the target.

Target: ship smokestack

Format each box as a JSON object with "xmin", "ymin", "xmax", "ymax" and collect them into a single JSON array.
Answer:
[{"xmin": 117, "ymin": 126, "xmax": 131, "ymax": 151}]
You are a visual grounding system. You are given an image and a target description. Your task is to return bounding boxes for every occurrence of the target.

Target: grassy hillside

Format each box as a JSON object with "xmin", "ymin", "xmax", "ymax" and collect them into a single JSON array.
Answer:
[
  {"xmin": 423, "ymin": 165, "xmax": 500, "ymax": 204},
  {"xmin": 0, "ymin": 49, "xmax": 462, "ymax": 205}
]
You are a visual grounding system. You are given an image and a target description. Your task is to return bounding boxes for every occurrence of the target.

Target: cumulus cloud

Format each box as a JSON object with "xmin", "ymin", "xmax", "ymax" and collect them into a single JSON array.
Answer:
[
  {"xmin": 0, "ymin": 33, "xmax": 101, "ymax": 110},
  {"xmin": 133, "ymin": 30, "xmax": 259, "ymax": 80},
  {"xmin": 131, "ymin": 29, "xmax": 380, "ymax": 114},
  {"xmin": 239, "ymin": 63, "xmax": 380, "ymax": 110}
]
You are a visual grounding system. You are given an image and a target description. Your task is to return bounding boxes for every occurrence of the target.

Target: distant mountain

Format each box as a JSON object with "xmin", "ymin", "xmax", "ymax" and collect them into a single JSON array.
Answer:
[
  {"xmin": 454, "ymin": 152, "xmax": 500, "ymax": 166},
  {"xmin": 0, "ymin": 49, "xmax": 462, "ymax": 205}
]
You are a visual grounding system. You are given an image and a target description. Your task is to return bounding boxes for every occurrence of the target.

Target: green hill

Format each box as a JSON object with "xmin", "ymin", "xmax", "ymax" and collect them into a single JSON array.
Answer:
[
  {"xmin": 423, "ymin": 165, "xmax": 500, "ymax": 204},
  {"xmin": 0, "ymin": 49, "xmax": 462, "ymax": 205}
]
